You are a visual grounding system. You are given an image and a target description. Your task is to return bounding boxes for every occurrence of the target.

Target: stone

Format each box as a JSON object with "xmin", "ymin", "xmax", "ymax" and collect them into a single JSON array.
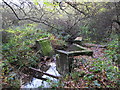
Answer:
[
  {"xmin": 36, "ymin": 38, "xmax": 54, "ymax": 57},
  {"xmin": 56, "ymin": 44, "xmax": 93, "ymax": 75}
]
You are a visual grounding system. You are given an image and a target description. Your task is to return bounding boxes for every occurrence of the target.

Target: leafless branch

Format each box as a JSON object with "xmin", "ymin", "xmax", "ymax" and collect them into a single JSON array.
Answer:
[
  {"xmin": 2, "ymin": 0, "xmax": 60, "ymax": 30},
  {"xmin": 3, "ymin": 0, "xmax": 20, "ymax": 20},
  {"xmin": 65, "ymin": 2, "xmax": 87, "ymax": 16}
]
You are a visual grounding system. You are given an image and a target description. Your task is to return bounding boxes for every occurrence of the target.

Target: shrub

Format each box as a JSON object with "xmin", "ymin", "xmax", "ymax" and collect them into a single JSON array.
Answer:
[{"xmin": 2, "ymin": 24, "xmax": 56, "ymax": 88}]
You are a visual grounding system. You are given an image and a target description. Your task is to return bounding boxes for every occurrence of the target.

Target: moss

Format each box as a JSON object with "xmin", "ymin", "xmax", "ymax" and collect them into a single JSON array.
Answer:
[{"xmin": 39, "ymin": 39, "xmax": 54, "ymax": 56}]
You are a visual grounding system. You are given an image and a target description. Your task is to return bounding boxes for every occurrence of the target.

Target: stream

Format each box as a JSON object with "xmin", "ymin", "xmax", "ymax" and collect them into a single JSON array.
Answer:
[{"xmin": 21, "ymin": 62, "xmax": 61, "ymax": 88}]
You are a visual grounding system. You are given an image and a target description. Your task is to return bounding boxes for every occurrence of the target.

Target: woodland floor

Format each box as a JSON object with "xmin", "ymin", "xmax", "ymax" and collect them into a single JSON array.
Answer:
[
  {"xmin": 62, "ymin": 43, "xmax": 118, "ymax": 88},
  {"xmin": 2, "ymin": 43, "xmax": 119, "ymax": 88}
]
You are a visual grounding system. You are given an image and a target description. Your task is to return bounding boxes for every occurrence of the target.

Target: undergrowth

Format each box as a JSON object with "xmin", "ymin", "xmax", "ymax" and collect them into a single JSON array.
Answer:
[
  {"xmin": 49, "ymin": 34, "xmax": 120, "ymax": 88},
  {"xmin": 1, "ymin": 24, "xmax": 65, "ymax": 88}
]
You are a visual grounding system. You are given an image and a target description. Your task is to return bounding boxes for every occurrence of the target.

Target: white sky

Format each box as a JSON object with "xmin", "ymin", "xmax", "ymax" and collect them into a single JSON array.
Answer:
[
  {"xmin": 0, "ymin": 0, "xmax": 119, "ymax": 6},
  {"xmin": 1, "ymin": 0, "xmax": 120, "ymax": 4}
]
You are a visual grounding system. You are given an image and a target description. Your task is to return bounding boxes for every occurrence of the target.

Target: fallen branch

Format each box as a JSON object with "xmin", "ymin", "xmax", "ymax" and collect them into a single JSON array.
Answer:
[
  {"xmin": 28, "ymin": 67, "xmax": 60, "ymax": 79},
  {"xmin": 32, "ymin": 76, "xmax": 48, "ymax": 81}
]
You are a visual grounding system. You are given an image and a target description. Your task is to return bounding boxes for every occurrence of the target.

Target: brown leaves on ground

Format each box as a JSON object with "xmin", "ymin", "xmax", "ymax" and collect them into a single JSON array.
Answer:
[{"xmin": 62, "ymin": 45, "xmax": 118, "ymax": 88}]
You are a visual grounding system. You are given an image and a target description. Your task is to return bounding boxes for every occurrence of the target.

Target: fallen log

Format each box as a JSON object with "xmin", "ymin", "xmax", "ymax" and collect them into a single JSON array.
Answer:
[
  {"xmin": 21, "ymin": 66, "xmax": 61, "ymax": 81},
  {"xmin": 33, "ymin": 76, "xmax": 48, "ymax": 81},
  {"xmin": 28, "ymin": 67, "xmax": 60, "ymax": 79}
]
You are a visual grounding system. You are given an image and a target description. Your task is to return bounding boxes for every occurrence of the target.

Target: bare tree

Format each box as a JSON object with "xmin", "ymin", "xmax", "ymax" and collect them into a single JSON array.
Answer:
[{"xmin": 2, "ymin": 0, "xmax": 119, "ymax": 42}]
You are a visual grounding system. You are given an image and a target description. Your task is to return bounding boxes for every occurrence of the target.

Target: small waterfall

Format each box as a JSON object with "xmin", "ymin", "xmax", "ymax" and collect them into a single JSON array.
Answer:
[{"xmin": 21, "ymin": 62, "xmax": 60, "ymax": 88}]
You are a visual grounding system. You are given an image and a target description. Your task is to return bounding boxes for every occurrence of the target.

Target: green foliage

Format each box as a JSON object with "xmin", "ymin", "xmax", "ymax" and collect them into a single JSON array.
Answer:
[
  {"xmin": 33, "ymin": 0, "xmax": 59, "ymax": 12},
  {"xmin": 80, "ymin": 26, "xmax": 92, "ymax": 42},
  {"xmin": 105, "ymin": 34, "xmax": 119, "ymax": 63},
  {"xmin": 38, "ymin": 78, "xmax": 62, "ymax": 88},
  {"xmin": 99, "ymin": 8, "xmax": 107, "ymax": 13},
  {"xmin": 33, "ymin": 0, "xmax": 39, "ymax": 5},
  {"xmin": 70, "ymin": 72, "xmax": 81, "ymax": 82},
  {"xmin": 44, "ymin": 2, "xmax": 58, "ymax": 7},
  {"xmin": 2, "ymin": 60, "xmax": 20, "ymax": 88},
  {"xmin": 50, "ymin": 80, "xmax": 61, "ymax": 88},
  {"xmin": 49, "ymin": 35, "xmax": 67, "ymax": 47},
  {"xmin": 2, "ymin": 24, "xmax": 55, "ymax": 88},
  {"xmin": 39, "ymin": 39, "xmax": 54, "ymax": 56},
  {"xmin": 2, "ymin": 24, "xmax": 53, "ymax": 67},
  {"xmin": 62, "ymin": 35, "xmax": 119, "ymax": 88}
]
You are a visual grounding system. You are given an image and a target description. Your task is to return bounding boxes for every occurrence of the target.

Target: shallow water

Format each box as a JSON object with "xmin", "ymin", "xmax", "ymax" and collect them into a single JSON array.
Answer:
[{"xmin": 21, "ymin": 62, "xmax": 60, "ymax": 88}]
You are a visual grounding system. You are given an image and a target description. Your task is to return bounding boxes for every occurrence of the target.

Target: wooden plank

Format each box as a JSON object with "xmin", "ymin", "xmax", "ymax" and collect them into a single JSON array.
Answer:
[
  {"xmin": 73, "ymin": 44, "xmax": 88, "ymax": 50},
  {"xmin": 73, "ymin": 37, "xmax": 82, "ymax": 45},
  {"xmin": 56, "ymin": 50, "xmax": 93, "ymax": 56},
  {"xmin": 56, "ymin": 50, "xmax": 69, "ymax": 55},
  {"xmin": 83, "ymin": 43, "xmax": 107, "ymax": 48},
  {"xmin": 74, "ymin": 37, "xmax": 82, "ymax": 41},
  {"xmin": 68, "ymin": 50, "xmax": 93, "ymax": 56}
]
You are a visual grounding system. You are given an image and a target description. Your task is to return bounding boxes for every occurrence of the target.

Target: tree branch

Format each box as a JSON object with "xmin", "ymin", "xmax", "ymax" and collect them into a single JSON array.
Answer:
[
  {"xmin": 3, "ymin": 0, "xmax": 20, "ymax": 20},
  {"xmin": 28, "ymin": 67, "xmax": 61, "ymax": 79},
  {"xmin": 2, "ymin": 0, "xmax": 60, "ymax": 31},
  {"xmin": 65, "ymin": 2, "xmax": 87, "ymax": 16}
]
